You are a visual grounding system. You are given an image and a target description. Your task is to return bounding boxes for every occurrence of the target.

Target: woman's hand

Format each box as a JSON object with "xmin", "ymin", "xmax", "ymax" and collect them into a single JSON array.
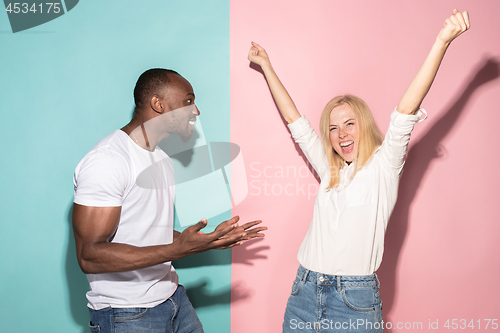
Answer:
[
  {"xmin": 248, "ymin": 42, "xmax": 271, "ymax": 68},
  {"xmin": 437, "ymin": 9, "xmax": 470, "ymax": 45}
]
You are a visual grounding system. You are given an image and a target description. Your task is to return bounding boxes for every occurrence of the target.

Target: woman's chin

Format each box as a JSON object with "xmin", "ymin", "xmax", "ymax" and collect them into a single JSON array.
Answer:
[{"xmin": 340, "ymin": 154, "xmax": 355, "ymax": 164}]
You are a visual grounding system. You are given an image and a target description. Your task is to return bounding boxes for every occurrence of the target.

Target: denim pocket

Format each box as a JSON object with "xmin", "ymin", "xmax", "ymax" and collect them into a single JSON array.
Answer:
[
  {"xmin": 340, "ymin": 286, "xmax": 378, "ymax": 312},
  {"xmin": 88, "ymin": 322, "xmax": 100, "ymax": 332},
  {"xmin": 290, "ymin": 276, "xmax": 302, "ymax": 296},
  {"xmin": 113, "ymin": 308, "xmax": 149, "ymax": 322}
]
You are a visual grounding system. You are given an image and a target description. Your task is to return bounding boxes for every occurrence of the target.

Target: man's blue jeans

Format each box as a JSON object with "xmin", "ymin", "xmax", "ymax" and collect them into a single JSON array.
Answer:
[{"xmin": 88, "ymin": 285, "xmax": 204, "ymax": 333}]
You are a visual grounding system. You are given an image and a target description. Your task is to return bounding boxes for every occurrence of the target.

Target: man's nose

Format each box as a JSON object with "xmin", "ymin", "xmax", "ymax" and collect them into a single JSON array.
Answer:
[{"xmin": 194, "ymin": 105, "xmax": 200, "ymax": 116}]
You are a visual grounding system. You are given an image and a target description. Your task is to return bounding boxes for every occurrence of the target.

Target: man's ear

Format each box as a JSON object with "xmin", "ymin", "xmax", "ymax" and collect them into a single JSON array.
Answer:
[{"xmin": 150, "ymin": 95, "xmax": 164, "ymax": 114}]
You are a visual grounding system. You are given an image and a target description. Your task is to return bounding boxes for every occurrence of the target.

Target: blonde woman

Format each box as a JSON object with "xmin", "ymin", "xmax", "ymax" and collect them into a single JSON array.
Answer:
[{"xmin": 248, "ymin": 9, "xmax": 469, "ymax": 333}]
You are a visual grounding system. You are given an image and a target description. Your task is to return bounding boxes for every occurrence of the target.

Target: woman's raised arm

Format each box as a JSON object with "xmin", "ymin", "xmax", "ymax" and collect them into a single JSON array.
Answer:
[
  {"xmin": 248, "ymin": 42, "xmax": 302, "ymax": 124},
  {"xmin": 397, "ymin": 9, "xmax": 470, "ymax": 115}
]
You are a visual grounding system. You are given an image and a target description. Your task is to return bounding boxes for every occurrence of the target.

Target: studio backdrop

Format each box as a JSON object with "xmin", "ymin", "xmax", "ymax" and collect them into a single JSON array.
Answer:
[{"xmin": 1, "ymin": 1, "xmax": 499, "ymax": 332}]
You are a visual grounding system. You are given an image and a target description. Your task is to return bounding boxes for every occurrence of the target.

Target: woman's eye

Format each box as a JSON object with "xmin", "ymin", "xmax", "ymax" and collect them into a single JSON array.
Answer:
[
  {"xmin": 347, "ymin": 122, "xmax": 354, "ymax": 126},
  {"xmin": 329, "ymin": 128, "xmax": 337, "ymax": 131}
]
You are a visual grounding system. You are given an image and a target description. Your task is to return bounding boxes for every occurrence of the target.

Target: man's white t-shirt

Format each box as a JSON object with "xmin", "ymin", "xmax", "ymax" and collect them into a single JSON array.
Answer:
[{"xmin": 73, "ymin": 130, "xmax": 178, "ymax": 310}]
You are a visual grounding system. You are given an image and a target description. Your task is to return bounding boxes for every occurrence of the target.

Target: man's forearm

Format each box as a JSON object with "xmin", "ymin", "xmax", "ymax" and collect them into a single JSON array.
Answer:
[
  {"xmin": 76, "ymin": 217, "xmax": 250, "ymax": 275},
  {"xmin": 78, "ymin": 241, "xmax": 183, "ymax": 274}
]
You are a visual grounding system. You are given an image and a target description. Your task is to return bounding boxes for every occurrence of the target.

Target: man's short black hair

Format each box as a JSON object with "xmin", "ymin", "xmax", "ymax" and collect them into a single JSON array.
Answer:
[{"xmin": 134, "ymin": 68, "xmax": 180, "ymax": 107}]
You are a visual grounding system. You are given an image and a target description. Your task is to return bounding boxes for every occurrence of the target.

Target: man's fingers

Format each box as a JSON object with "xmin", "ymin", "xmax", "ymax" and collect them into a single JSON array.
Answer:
[
  {"xmin": 212, "ymin": 236, "xmax": 245, "ymax": 249},
  {"xmin": 218, "ymin": 232, "xmax": 247, "ymax": 242},
  {"xmin": 228, "ymin": 226, "xmax": 266, "ymax": 240},
  {"xmin": 236, "ymin": 220, "xmax": 267, "ymax": 236},
  {"xmin": 190, "ymin": 218, "xmax": 208, "ymax": 232},
  {"xmin": 215, "ymin": 240, "xmax": 244, "ymax": 250},
  {"xmin": 214, "ymin": 215, "xmax": 242, "ymax": 235},
  {"xmin": 212, "ymin": 222, "xmax": 239, "ymax": 239},
  {"xmin": 213, "ymin": 225, "xmax": 267, "ymax": 249},
  {"xmin": 245, "ymin": 233, "xmax": 265, "ymax": 239},
  {"xmin": 221, "ymin": 215, "xmax": 240, "ymax": 225},
  {"xmin": 246, "ymin": 226, "xmax": 268, "ymax": 234},
  {"xmin": 212, "ymin": 218, "xmax": 265, "ymax": 245},
  {"xmin": 212, "ymin": 231, "xmax": 245, "ymax": 246},
  {"xmin": 246, "ymin": 230, "xmax": 267, "ymax": 240},
  {"xmin": 241, "ymin": 220, "xmax": 264, "ymax": 230}
]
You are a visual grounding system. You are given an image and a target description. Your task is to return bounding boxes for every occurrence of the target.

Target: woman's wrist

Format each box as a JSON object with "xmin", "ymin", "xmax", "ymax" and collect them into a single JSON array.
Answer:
[{"xmin": 435, "ymin": 36, "xmax": 452, "ymax": 49}]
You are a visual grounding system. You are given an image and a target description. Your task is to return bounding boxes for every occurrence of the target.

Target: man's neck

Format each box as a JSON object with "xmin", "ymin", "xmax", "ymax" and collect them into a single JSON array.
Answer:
[{"xmin": 122, "ymin": 121, "xmax": 170, "ymax": 152}]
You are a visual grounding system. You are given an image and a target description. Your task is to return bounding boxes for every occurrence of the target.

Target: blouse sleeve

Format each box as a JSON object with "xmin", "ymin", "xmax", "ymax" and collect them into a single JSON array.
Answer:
[
  {"xmin": 377, "ymin": 108, "xmax": 426, "ymax": 177},
  {"xmin": 287, "ymin": 116, "xmax": 329, "ymax": 178}
]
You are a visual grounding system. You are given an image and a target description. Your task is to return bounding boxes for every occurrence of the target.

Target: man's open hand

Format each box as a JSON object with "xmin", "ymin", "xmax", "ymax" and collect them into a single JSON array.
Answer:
[{"xmin": 173, "ymin": 216, "xmax": 266, "ymax": 259}]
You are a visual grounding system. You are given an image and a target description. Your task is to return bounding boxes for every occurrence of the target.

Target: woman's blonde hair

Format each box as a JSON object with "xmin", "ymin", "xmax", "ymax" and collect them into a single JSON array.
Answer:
[{"xmin": 319, "ymin": 95, "xmax": 384, "ymax": 189}]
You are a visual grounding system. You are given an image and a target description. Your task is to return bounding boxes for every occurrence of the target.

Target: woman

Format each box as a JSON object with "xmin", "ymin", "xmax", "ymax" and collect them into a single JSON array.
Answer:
[{"xmin": 248, "ymin": 9, "xmax": 469, "ymax": 333}]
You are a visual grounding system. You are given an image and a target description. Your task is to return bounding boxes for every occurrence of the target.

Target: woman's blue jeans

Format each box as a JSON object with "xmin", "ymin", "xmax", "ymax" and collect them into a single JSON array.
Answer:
[
  {"xmin": 283, "ymin": 265, "xmax": 383, "ymax": 333},
  {"xmin": 88, "ymin": 285, "xmax": 203, "ymax": 333}
]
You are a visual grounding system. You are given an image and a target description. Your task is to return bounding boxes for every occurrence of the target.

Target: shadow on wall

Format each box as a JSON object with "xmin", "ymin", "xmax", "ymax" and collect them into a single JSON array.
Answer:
[
  {"xmin": 183, "ymin": 280, "xmax": 254, "ymax": 309},
  {"xmin": 173, "ymin": 235, "xmax": 269, "ymax": 308},
  {"xmin": 173, "ymin": 238, "xmax": 268, "ymax": 269},
  {"xmin": 173, "ymin": 248, "xmax": 235, "ymax": 310},
  {"xmin": 378, "ymin": 57, "xmax": 500, "ymax": 330}
]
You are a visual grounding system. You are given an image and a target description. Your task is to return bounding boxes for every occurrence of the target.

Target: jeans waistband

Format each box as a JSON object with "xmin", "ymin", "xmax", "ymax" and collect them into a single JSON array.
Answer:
[{"xmin": 296, "ymin": 265, "xmax": 379, "ymax": 287}]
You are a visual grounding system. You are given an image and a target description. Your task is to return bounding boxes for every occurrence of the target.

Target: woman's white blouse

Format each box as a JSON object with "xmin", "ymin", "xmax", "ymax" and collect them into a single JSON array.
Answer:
[{"xmin": 287, "ymin": 109, "xmax": 425, "ymax": 276}]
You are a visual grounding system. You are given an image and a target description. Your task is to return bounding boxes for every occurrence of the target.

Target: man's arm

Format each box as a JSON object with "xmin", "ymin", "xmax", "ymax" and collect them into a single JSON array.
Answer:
[
  {"xmin": 397, "ymin": 9, "xmax": 470, "ymax": 115},
  {"xmin": 73, "ymin": 203, "xmax": 253, "ymax": 274}
]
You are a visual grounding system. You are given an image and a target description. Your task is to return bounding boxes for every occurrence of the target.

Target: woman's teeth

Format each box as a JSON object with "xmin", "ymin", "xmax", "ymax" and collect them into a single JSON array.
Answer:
[{"xmin": 340, "ymin": 141, "xmax": 353, "ymax": 147}]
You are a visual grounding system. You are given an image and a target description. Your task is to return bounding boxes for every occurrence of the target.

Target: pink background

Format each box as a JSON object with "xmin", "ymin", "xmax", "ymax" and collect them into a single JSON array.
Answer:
[{"xmin": 231, "ymin": 1, "xmax": 500, "ymax": 332}]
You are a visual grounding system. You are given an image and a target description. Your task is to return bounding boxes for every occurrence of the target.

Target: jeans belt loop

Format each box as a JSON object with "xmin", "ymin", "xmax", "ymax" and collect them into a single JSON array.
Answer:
[
  {"xmin": 336, "ymin": 276, "xmax": 341, "ymax": 291},
  {"xmin": 302, "ymin": 268, "xmax": 309, "ymax": 283},
  {"xmin": 375, "ymin": 273, "xmax": 380, "ymax": 287}
]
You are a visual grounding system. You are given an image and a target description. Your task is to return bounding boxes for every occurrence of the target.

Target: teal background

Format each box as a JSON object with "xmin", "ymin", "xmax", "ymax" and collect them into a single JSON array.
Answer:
[{"xmin": 0, "ymin": 1, "xmax": 231, "ymax": 332}]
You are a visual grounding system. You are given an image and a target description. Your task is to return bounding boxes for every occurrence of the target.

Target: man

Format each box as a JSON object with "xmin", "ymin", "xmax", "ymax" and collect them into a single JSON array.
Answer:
[{"xmin": 73, "ymin": 69, "xmax": 265, "ymax": 333}]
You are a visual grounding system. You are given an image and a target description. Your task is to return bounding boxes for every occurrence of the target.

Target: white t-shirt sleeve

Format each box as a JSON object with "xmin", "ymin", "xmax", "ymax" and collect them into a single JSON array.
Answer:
[{"xmin": 73, "ymin": 149, "xmax": 130, "ymax": 207}]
